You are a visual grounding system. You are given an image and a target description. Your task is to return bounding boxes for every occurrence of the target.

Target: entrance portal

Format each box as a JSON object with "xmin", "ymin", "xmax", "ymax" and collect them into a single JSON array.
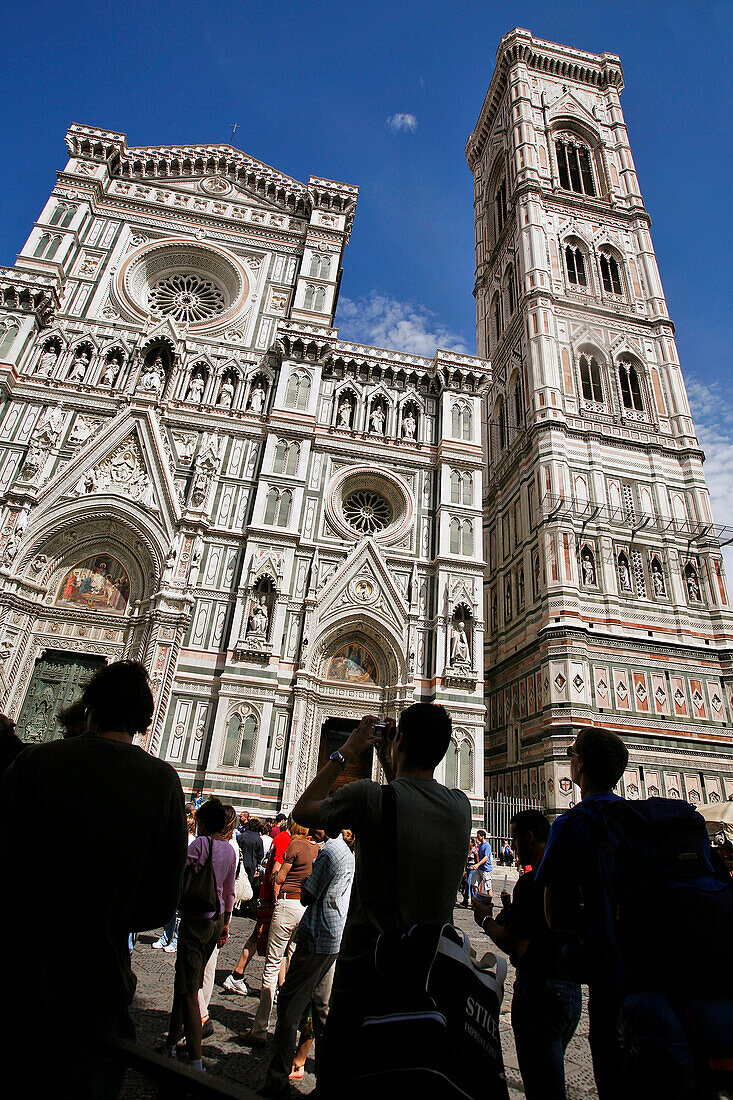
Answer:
[
  {"xmin": 16, "ymin": 650, "xmax": 106, "ymax": 743},
  {"xmin": 317, "ymin": 716, "xmax": 373, "ymax": 790}
]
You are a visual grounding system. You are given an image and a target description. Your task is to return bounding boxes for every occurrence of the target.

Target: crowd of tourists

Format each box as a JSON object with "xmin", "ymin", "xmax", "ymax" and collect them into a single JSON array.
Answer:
[{"xmin": 1, "ymin": 658, "xmax": 732, "ymax": 1100}]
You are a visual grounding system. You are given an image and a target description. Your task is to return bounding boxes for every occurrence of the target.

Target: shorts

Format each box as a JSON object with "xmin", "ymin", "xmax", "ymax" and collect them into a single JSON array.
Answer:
[{"xmin": 174, "ymin": 916, "xmax": 225, "ymax": 994}]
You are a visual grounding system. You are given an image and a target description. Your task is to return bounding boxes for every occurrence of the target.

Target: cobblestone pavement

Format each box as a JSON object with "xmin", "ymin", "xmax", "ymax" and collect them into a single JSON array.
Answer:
[{"xmin": 122, "ymin": 869, "xmax": 598, "ymax": 1098}]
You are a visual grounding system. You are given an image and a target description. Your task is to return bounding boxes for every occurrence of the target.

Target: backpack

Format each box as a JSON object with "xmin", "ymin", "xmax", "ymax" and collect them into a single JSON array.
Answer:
[{"xmin": 592, "ymin": 797, "xmax": 733, "ymax": 996}]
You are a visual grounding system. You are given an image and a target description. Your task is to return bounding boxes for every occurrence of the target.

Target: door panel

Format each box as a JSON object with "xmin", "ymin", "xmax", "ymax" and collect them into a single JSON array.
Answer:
[{"xmin": 16, "ymin": 650, "xmax": 106, "ymax": 743}]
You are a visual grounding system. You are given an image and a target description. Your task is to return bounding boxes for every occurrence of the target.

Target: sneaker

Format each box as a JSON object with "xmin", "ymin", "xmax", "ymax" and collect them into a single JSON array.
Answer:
[
  {"xmin": 152, "ymin": 937, "xmax": 167, "ymax": 950},
  {"xmin": 163, "ymin": 942, "xmax": 178, "ymax": 953},
  {"xmin": 223, "ymin": 973, "xmax": 250, "ymax": 996}
]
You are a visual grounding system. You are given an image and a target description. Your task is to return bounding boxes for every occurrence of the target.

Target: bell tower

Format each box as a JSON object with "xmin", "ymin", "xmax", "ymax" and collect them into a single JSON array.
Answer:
[{"xmin": 468, "ymin": 30, "xmax": 733, "ymax": 812}]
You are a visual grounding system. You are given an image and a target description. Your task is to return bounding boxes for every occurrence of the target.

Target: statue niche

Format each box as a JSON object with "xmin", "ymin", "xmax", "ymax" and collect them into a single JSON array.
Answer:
[
  {"xmin": 449, "ymin": 609, "xmax": 472, "ymax": 668},
  {"xmin": 243, "ymin": 576, "xmax": 275, "ymax": 654}
]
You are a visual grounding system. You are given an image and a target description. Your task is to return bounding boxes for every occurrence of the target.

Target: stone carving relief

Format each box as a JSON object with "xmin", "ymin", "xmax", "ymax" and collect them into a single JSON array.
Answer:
[
  {"xmin": 20, "ymin": 403, "xmax": 65, "ymax": 482},
  {"xmin": 188, "ymin": 431, "xmax": 221, "ymax": 510},
  {"xmin": 73, "ymin": 437, "xmax": 158, "ymax": 512}
]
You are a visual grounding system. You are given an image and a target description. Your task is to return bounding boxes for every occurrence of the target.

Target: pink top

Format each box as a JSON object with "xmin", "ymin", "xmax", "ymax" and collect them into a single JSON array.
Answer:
[{"xmin": 185, "ymin": 835, "xmax": 237, "ymax": 918}]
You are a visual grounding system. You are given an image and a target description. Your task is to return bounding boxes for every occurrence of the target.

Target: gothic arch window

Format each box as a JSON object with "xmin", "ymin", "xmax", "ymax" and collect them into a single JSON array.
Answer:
[
  {"xmin": 462, "ymin": 472, "xmax": 473, "ymax": 505},
  {"xmin": 277, "ymin": 489, "xmax": 292, "ymax": 527},
  {"xmin": 495, "ymin": 177, "xmax": 508, "ymax": 236},
  {"xmin": 504, "ymin": 264, "xmax": 516, "ymax": 318},
  {"xmin": 494, "ymin": 396, "xmax": 507, "ymax": 451},
  {"xmin": 444, "ymin": 741, "xmax": 459, "ymax": 787},
  {"xmin": 579, "ymin": 353, "xmax": 604, "ymax": 404},
  {"xmin": 491, "ymin": 292, "xmax": 502, "ymax": 346},
  {"xmin": 450, "ymin": 470, "xmax": 461, "ymax": 504},
  {"xmin": 264, "ymin": 487, "xmax": 279, "ymax": 525},
  {"xmin": 274, "ymin": 439, "xmax": 288, "ymax": 473},
  {"xmin": 511, "ymin": 375, "xmax": 523, "ymax": 428},
  {"xmin": 600, "ymin": 251, "xmax": 623, "ymax": 296},
  {"xmin": 618, "ymin": 358, "xmax": 644, "ymax": 412},
  {"xmin": 505, "ymin": 577, "xmax": 512, "ymax": 621},
  {"xmin": 450, "ymin": 517, "xmax": 461, "ymax": 554},
  {"xmin": 304, "ymin": 285, "xmax": 326, "ymax": 311},
  {"xmin": 309, "ymin": 253, "xmax": 330, "ymax": 279},
  {"xmin": 0, "ymin": 320, "xmax": 19, "ymax": 358},
  {"xmin": 285, "ymin": 441, "xmax": 300, "ymax": 476},
  {"xmin": 555, "ymin": 136, "xmax": 597, "ymax": 196},
  {"xmin": 34, "ymin": 233, "xmax": 62, "ymax": 260},
  {"xmin": 221, "ymin": 712, "xmax": 257, "ymax": 768},
  {"xmin": 459, "ymin": 740, "xmax": 473, "ymax": 790},
  {"xmin": 285, "ymin": 371, "xmax": 311, "ymax": 410},
  {"xmin": 565, "ymin": 244, "xmax": 588, "ymax": 287},
  {"xmin": 462, "ymin": 519, "xmax": 473, "ymax": 556},
  {"xmin": 451, "ymin": 403, "xmax": 471, "ymax": 440},
  {"xmin": 49, "ymin": 203, "xmax": 75, "ymax": 228}
]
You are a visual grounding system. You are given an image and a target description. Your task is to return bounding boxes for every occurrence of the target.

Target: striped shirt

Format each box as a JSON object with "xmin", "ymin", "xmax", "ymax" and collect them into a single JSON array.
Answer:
[{"xmin": 297, "ymin": 836, "xmax": 355, "ymax": 954}]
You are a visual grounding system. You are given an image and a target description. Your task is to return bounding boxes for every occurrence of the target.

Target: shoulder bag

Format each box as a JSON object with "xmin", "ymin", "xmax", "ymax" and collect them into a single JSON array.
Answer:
[{"xmin": 355, "ymin": 785, "xmax": 510, "ymax": 1099}]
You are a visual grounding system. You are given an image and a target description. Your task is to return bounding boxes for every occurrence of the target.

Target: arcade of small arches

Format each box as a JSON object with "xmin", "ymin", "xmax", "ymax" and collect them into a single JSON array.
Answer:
[{"xmin": 26, "ymin": 333, "xmax": 274, "ymax": 415}]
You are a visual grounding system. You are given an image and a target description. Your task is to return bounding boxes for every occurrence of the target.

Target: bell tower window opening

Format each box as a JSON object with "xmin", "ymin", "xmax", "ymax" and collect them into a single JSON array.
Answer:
[
  {"xmin": 495, "ymin": 178, "xmax": 508, "ymax": 236},
  {"xmin": 556, "ymin": 138, "xmax": 596, "ymax": 196},
  {"xmin": 619, "ymin": 360, "xmax": 644, "ymax": 412},
  {"xmin": 580, "ymin": 354, "xmax": 603, "ymax": 403},
  {"xmin": 565, "ymin": 245, "xmax": 587, "ymax": 287},
  {"xmin": 600, "ymin": 253, "xmax": 622, "ymax": 295}
]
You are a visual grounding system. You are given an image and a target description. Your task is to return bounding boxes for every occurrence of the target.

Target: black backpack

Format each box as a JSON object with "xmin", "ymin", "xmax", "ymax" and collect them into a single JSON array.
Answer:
[{"xmin": 592, "ymin": 797, "xmax": 733, "ymax": 996}]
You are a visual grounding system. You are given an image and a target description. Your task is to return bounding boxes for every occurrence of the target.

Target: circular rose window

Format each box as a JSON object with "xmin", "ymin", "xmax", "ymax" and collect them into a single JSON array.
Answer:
[
  {"xmin": 148, "ymin": 273, "xmax": 226, "ymax": 323},
  {"xmin": 343, "ymin": 489, "xmax": 392, "ymax": 534},
  {"xmin": 326, "ymin": 466, "xmax": 413, "ymax": 543},
  {"xmin": 116, "ymin": 240, "xmax": 249, "ymax": 332}
]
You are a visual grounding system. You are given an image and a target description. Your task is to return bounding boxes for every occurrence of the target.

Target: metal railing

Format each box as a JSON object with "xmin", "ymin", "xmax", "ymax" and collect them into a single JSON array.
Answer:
[{"xmin": 484, "ymin": 793, "xmax": 544, "ymax": 852}]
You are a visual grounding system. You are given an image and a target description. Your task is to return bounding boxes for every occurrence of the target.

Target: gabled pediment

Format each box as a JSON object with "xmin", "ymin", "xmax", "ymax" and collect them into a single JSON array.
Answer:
[
  {"xmin": 37, "ymin": 407, "xmax": 181, "ymax": 536},
  {"xmin": 546, "ymin": 88, "xmax": 599, "ymax": 132},
  {"xmin": 314, "ymin": 538, "xmax": 409, "ymax": 638}
]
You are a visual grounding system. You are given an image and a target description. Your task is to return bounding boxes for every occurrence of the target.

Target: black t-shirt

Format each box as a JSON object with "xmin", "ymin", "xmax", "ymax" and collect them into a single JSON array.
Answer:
[
  {"xmin": 498, "ymin": 868, "xmax": 565, "ymax": 980},
  {"xmin": 0, "ymin": 734, "xmax": 188, "ymax": 1014}
]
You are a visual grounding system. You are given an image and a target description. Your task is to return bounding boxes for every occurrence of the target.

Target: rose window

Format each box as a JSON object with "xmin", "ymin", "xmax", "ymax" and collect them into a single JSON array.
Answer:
[
  {"xmin": 342, "ymin": 490, "xmax": 392, "ymax": 534},
  {"xmin": 148, "ymin": 273, "xmax": 226, "ymax": 323}
]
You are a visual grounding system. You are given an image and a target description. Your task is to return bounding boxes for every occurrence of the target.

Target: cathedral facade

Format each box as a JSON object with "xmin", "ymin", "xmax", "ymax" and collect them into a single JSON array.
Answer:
[
  {"xmin": 1, "ymin": 30, "xmax": 731, "ymax": 820},
  {"xmin": 0, "ymin": 125, "xmax": 488, "ymax": 818},
  {"xmin": 470, "ymin": 30, "xmax": 733, "ymax": 813}
]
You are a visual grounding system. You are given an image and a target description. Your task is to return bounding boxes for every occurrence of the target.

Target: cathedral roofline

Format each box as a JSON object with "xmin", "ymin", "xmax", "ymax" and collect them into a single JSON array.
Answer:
[
  {"xmin": 64, "ymin": 124, "xmax": 358, "ymax": 229},
  {"xmin": 466, "ymin": 28, "xmax": 624, "ymax": 168}
]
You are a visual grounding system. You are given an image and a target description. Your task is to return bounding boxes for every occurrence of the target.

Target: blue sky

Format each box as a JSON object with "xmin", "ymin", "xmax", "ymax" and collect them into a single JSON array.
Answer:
[{"xmin": 2, "ymin": 1, "xmax": 732, "ymax": 527}]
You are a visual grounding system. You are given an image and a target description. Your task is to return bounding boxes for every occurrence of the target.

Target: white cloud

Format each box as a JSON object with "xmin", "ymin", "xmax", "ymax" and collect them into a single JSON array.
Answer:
[
  {"xmin": 336, "ymin": 293, "xmax": 470, "ymax": 357},
  {"xmin": 687, "ymin": 376, "xmax": 733, "ymax": 576},
  {"xmin": 386, "ymin": 113, "xmax": 417, "ymax": 134}
]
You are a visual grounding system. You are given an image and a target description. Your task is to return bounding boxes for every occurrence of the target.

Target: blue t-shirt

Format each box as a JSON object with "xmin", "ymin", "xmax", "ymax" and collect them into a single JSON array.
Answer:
[{"xmin": 477, "ymin": 839, "xmax": 492, "ymax": 874}]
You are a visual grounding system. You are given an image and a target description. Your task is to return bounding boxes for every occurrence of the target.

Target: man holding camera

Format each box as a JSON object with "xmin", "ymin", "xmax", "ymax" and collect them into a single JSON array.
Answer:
[{"xmin": 292, "ymin": 702, "xmax": 471, "ymax": 1098}]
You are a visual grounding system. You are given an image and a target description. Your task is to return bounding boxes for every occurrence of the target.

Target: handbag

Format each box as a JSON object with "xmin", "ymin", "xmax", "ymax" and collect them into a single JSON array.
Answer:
[
  {"xmin": 356, "ymin": 785, "xmax": 510, "ymax": 1100},
  {"xmin": 180, "ymin": 835, "xmax": 220, "ymax": 918},
  {"xmin": 234, "ymin": 852, "xmax": 253, "ymax": 906}
]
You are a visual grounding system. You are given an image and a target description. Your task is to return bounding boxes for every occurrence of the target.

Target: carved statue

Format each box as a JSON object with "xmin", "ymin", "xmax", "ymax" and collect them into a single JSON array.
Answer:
[
  {"xmin": 67, "ymin": 349, "xmax": 91, "ymax": 382},
  {"xmin": 35, "ymin": 403, "xmax": 65, "ymax": 448},
  {"xmin": 450, "ymin": 619, "xmax": 471, "ymax": 665},
  {"xmin": 218, "ymin": 377, "xmax": 235, "ymax": 408},
  {"xmin": 20, "ymin": 443, "xmax": 46, "ymax": 480},
  {"xmin": 652, "ymin": 562, "xmax": 666, "ymax": 597},
  {"xmin": 581, "ymin": 552, "xmax": 596, "ymax": 586},
  {"xmin": 68, "ymin": 416, "xmax": 97, "ymax": 448},
  {"xmin": 138, "ymin": 355, "xmax": 166, "ymax": 394},
  {"xmin": 686, "ymin": 568, "xmax": 700, "ymax": 602},
  {"xmin": 517, "ymin": 568, "xmax": 525, "ymax": 607},
  {"xmin": 186, "ymin": 373, "xmax": 205, "ymax": 403},
  {"xmin": 337, "ymin": 398, "xmax": 352, "ymax": 429},
  {"xmin": 36, "ymin": 347, "xmax": 59, "ymax": 377},
  {"xmin": 198, "ymin": 432, "xmax": 221, "ymax": 471},
  {"xmin": 618, "ymin": 558, "xmax": 632, "ymax": 592},
  {"xmin": 248, "ymin": 384, "xmax": 265, "ymax": 414},
  {"xmin": 163, "ymin": 543, "xmax": 177, "ymax": 581},
  {"xmin": 101, "ymin": 361, "xmax": 119, "ymax": 387},
  {"xmin": 370, "ymin": 404, "xmax": 385, "ymax": 434},
  {"xmin": 248, "ymin": 595, "xmax": 269, "ymax": 636},
  {"xmin": 402, "ymin": 409, "xmax": 416, "ymax": 440}
]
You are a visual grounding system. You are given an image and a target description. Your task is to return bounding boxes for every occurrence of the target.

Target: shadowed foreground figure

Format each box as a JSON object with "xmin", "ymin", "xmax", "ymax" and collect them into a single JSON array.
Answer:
[{"xmin": 0, "ymin": 661, "xmax": 187, "ymax": 1099}]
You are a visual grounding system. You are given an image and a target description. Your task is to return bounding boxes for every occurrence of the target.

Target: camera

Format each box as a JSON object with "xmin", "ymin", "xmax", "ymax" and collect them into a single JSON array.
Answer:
[{"xmin": 373, "ymin": 720, "xmax": 395, "ymax": 739}]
